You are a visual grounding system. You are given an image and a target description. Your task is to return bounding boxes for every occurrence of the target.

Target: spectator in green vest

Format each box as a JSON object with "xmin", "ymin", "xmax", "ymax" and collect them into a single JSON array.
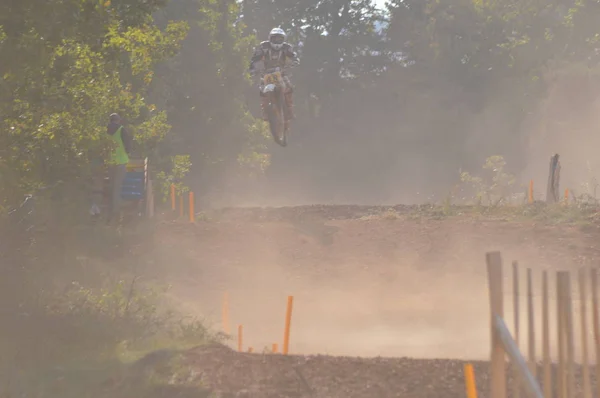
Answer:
[{"xmin": 106, "ymin": 113, "xmax": 132, "ymax": 224}]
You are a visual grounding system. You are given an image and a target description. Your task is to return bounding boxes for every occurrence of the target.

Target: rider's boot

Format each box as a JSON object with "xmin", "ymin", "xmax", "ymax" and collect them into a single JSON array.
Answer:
[{"xmin": 284, "ymin": 91, "xmax": 295, "ymax": 120}]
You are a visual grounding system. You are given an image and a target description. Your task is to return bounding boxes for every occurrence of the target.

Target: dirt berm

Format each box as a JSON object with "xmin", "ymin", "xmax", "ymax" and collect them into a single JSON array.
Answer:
[{"xmin": 134, "ymin": 204, "xmax": 600, "ymax": 397}]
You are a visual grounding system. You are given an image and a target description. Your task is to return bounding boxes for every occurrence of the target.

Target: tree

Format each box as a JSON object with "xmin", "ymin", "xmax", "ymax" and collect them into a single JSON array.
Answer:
[
  {"xmin": 150, "ymin": 0, "xmax": 269, "ymax": 201},
  {"xmin": 233, "ymin": 0, "xmax": 600, "ymax": 202},
  {"xmin": 0, "ymin": 0, "xmax": 187, "ymax": 206}
]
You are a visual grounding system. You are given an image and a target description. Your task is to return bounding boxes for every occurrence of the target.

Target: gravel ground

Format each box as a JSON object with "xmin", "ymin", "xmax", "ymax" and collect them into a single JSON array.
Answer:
[{"xmin": 144, "ymin": 343, "xmax": 596, "ymax": 398}]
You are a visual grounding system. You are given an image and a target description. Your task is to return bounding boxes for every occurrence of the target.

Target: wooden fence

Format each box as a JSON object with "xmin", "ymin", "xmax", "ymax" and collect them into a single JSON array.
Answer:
[{"xmin": 486, "ymin": 251, "xmax": 600, "ymax": 398}]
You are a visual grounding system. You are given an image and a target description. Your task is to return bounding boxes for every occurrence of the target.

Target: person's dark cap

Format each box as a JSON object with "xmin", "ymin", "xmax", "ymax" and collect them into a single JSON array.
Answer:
[{"xmin": 109, "ymin": 113, "xmax": 121, "ymax": 122}]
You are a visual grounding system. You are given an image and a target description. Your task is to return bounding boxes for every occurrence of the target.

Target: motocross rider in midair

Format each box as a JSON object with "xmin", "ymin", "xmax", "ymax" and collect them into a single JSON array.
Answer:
[{"xmin": 248, "ymin": 27, "xmax": 299, "ymax": 122}]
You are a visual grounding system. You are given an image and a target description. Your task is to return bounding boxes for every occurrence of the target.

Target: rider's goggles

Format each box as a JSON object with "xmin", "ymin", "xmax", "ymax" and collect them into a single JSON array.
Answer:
[{"xmin": 270, "ymin": 35, "xmax": 284, "ymax": 45}]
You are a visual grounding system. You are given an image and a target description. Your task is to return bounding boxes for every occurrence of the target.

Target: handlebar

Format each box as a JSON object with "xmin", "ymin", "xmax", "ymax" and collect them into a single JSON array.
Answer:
[
  {"xmin": 251, "ymin": 63, "xmax": 297, "ymax": 78},
  {"xmin": 264, "ymin": 66, "xmax": 288, "ymax": 74}
]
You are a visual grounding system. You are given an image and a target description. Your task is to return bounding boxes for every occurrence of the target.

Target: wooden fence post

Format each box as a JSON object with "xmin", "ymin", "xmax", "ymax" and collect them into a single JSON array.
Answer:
[
  {"xmin": 579, "ymin": 268, "xmax": 592, "ymax": 398},
  {"xmin": 564, "ymin": 272, "xmax": 575, "ymax": 398},
  {"xmin": 513, "ymin": 262, "xmax": 521, "ymax": 398},
  {"xmin": 592, "ymin": 268, "xmax": 600, "ymax": 398},
  {"xmin": 542, "ymin": 270, "xmax": 552, "ymax": 398},
  {"xmin": 527, "ymin": 268, "xmax": 536, "ymax": 378},
  {"xmin": 557, "ymin": 272, "xmax": 566, "ymax": 398},
  {"xmin": 145, "ymin": 179, "xmax": 154, "ymax": 218},
  {"xmin": 546, "ymin": 154, "xmax": 560, "ymax": 203},
  {"xmin": 487, "ymin": 251, "xmax": 506, "ymax": 398}
]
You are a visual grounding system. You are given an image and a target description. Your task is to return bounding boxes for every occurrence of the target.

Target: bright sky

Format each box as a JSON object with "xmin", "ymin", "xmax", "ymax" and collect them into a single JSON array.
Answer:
[{"xmin": 374, "ymin": 0, "xmax": 387, "ymax": 9}]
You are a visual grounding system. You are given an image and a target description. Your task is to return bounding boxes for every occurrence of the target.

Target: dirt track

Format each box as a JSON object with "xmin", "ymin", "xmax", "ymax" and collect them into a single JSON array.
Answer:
[
  {"xmin": 146, "ymin": 343, "xmax": 594, "ymax": 398},
  {"xmin": 142, "ymin": 205, "xmax": 600, "ymax": 397}
]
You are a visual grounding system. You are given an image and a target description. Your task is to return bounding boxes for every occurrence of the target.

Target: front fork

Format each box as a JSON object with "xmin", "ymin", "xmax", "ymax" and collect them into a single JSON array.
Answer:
[{"xmin": 259, "ymin": 84, "xmax": 286, "ymax": 118}]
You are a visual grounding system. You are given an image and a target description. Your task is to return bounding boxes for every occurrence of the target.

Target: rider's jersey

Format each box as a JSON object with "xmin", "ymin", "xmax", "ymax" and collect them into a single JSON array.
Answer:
[{"xmin": 249, "ymin": 41, "xmax": 298, "ymax": 71}]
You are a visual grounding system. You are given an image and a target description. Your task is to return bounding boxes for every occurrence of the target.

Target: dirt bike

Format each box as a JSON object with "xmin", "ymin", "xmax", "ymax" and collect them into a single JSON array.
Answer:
[{"xmin": 257, "ymin": 66, "xmax": 293, "ymax": 147}]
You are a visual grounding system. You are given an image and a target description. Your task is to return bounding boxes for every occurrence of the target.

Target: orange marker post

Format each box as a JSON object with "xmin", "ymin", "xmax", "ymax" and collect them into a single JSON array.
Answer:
[
  {"xmin": 179, "ymin": 194, "xmax": 184, "ymax": 218},
  {"xmin": 464, "ymin": 363, "xmax": 478, "ymax": 398},
  {"xmin": 272, "ymin": 343, "xmax": 278, "ymax": 353},
  {"xmin": 564, "ymin": 188, "xmax": 569, "ymax": 204},
  {"xmin": 528, "ymin": 180, "xmax": 534, "ymax": 204},
  {"xmin": 283, "ymin": 295, "xmax": 294, "ymax": 355},
  {"xmin": 170, "ymin": 184, "xmax": 176, "ymax": 210},
  {"xmin": 238, "ymin": 325, "xmax": 243, "ymax": 352},
  {"xmin": 222, "ymin": 292, "xmax": 230, "ymax": 334},
  {"xmin": 189, "ymin": 192, "xmax": 195, "ymax": 223}
]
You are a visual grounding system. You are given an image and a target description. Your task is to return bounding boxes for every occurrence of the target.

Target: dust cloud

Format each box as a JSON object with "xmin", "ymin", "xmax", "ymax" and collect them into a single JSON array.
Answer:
[
  {"xmin": 172, "ymin": 61, "xmax": 600, "ymax": 362},
  {"xmin": 152, "ymin": 212, "xmax": 599, "ymax": 360},
  {"xmin": 519, "ymin": 72, "xmax": 600, "ymax": 198},
  {"xmin": 188, "ymin": 54, "xmax": 600, "ymax": 211}
]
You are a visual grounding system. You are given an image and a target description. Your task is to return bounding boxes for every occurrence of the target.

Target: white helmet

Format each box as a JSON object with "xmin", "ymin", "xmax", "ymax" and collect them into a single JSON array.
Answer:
[{"xmin": 269, "ymin": 27, "xmax": 286, "ymax": 50}]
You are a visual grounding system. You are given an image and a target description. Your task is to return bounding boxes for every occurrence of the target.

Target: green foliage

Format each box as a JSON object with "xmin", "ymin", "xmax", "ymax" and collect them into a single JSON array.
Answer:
[
  {"xmin": 150, "ymin": 0, "xmax": 269, "ymax": 197},
  {"xmin": 0, "ymin": 1, "xmax": 189, "ymax": 206},
  {"xmin": 105, "ymin": 21, "xmax": 189, "ymax": 79},
  {"xmin": 461, "ymin": 156, "xmax": 516, "ymax": 206},
  {"xmin": 4, "ymin": 0, "xmax": 600, "ymax": 207},
  {"xmin": 232, "ymin": 0, "xmax": 600, "ymax": 200},
  {"xmin": 156, "ymin": 155, "xmax": 193, "ymax": 201},
  {"xmin": 1, "ymin": 279, "xmax": 219, "ymax": 398},
  {"xmin": 577, "ymin": 161, "xmax": 600, "ymax": 202},
  {"xmin": 51, "ymin": 279, "xmax": 168, "ymax": 350},
  {"xmin": 520, "ymin": 202, "xmax": 592, "ymax": 225},
  {"xmin": 12, "ymin": 277, "xmax": 221, "ymax": 367}
]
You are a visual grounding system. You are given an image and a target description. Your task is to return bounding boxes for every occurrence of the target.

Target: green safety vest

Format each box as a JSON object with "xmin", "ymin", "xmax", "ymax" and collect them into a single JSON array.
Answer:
[{"xmin": 110, "ymin": 126, "xmax": 130, "ymax": 165}]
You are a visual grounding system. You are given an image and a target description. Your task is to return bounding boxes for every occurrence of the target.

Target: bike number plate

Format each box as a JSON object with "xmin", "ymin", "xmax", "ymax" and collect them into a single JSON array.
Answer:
[
  {"xmin": 263, "ymin": 83, "xmax": 276, "ymax": 93},
  {"xmin": 263, "ymin": 71, "xmax": 281, "ymax": 85}
]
